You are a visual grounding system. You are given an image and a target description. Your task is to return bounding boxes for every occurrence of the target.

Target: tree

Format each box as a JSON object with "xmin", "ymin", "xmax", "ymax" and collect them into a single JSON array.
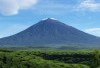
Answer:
[{"xmin": 90, "ymin": 50, "xmax": 100, "ymax": 68}]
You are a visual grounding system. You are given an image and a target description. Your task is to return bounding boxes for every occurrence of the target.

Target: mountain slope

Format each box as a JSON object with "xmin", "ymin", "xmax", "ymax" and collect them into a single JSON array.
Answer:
[{"xmin": 0, "ymin": 18, "xmax": 100, "ymax": 47}]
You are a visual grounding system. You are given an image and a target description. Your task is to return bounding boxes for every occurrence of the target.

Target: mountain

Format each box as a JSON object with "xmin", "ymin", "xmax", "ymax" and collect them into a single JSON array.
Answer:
[{"xmin": 0, "ymin": 18, "xmax": 100, "ymax": 47}]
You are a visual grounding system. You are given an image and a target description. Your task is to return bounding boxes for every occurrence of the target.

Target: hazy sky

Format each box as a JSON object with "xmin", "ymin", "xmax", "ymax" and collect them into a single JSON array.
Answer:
[{"xmin": 0, "ymin": 0, "xmax": 100, "ymax": 38}]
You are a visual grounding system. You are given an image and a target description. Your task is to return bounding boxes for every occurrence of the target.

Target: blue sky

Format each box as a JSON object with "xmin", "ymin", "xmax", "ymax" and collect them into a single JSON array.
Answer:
[{"xmin": 0, "ymin": 0, "xmax": 100, "ymax": 38}]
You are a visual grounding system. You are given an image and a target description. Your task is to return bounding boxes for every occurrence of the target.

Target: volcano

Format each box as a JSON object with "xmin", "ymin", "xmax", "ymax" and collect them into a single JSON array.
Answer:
[{"xmin": 0, "ymin": 18, "xmax": 100, "ymax": 47}]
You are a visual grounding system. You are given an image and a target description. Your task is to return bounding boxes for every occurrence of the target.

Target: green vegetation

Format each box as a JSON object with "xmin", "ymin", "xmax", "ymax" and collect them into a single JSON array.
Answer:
[
  {"xmin": 90, "ymin": 51, "xmax": 100, "ymax": 68},
  {"xmin": 0, "ymin": 48, "xmax": 100, "ymax": 68},
  {"xmin": 1, "ymin": 46, "xmax": 100, "ymax": 51}
]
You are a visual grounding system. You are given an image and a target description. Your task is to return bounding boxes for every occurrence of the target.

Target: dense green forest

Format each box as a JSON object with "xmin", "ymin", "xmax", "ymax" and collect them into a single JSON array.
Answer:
[{"xmin": 0, "ymin": 48, "xmax": 100, "ymax": 68}]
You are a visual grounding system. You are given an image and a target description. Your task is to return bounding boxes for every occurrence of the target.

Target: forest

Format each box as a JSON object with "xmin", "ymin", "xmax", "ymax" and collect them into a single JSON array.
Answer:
[{"xmin": 0, "ymin": 48, "xmax": 100, "ymax": 68}]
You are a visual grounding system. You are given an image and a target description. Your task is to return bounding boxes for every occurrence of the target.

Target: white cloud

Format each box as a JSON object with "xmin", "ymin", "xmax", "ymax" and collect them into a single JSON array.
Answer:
[
  {"xmin": 85, "ymin": 28, "xmax": 100, "ymax": 37},
  {"xmin": 0, "ymin": 0, "xmax": 38, "ymax": 16},
  {"xmin": 85, "ymin": 28, "xmax": 100, "ymax": 32},
  {"xmin": 76, "ymin": 0, "xmax": 100, "ymax": 11}
]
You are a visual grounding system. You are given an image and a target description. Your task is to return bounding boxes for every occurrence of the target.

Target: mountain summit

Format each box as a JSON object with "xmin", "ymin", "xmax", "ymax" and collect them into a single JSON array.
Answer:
[
  {"xmin": 0, "ymin": 18, "xmax": 100, "ymax": 47},
  {"xmin": 42, "ymin": 18, "xmax": 57, "ymax": 20}
]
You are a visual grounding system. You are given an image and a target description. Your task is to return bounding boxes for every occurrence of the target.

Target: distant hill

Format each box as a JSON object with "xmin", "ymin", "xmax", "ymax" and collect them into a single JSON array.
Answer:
[{"xmin": 0, "ymin": 18, "xmax": 100, "ymax": 47}]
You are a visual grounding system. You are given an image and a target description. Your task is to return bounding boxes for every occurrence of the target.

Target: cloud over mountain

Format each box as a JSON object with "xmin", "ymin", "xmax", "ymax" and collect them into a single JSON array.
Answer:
[{"xmin": 0, "ymin": 0, "xmax": 38, "ymax": 16}]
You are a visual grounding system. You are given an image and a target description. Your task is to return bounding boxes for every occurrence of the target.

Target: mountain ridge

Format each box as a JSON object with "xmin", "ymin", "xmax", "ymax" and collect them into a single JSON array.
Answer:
[{"xmin": 0, "ymin": 18, "xmax": 100, "ymax": 47}]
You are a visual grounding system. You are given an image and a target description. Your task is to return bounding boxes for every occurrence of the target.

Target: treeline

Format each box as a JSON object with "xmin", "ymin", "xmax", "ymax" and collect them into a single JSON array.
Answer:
[
  {"xmin": 0, "ymin": 48, "xmax": 100, "ymax": 68},
  {"xmin": 1, "ymin": 46, "xmax": 100, "ymax": 51}
]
